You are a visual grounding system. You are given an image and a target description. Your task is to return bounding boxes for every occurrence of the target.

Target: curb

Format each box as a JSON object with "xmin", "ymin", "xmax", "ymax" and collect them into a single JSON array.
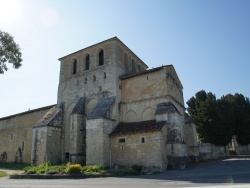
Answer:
[{"xmin": 9, "ymin": 174, "xmax": 111, "ymax": 179}]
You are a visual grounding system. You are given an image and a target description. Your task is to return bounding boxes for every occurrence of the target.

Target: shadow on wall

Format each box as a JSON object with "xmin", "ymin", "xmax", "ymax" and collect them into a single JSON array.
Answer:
[
  {"xmin": 0, "ymin": 152, "xmax": 7, "ymax": 163},
  {"xmin": 14, "ymin": 147, "xmax": 22, "ymax": 164}
]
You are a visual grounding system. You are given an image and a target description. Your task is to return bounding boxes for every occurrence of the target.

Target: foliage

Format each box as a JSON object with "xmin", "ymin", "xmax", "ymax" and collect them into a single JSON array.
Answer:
[
  {"xmin": 48, "ymin": 165, "xmax": 66, "ymax": 174},
  {"xmin": 23, "ymin": 162, "xmax": 50, "ymax": 174},
  {"xmin": 233, "ymin": 94, "xmax": 250, "ymax": 145},
  {"xmin": 23, "ymin": 161, "xmax": 66, "ymax": 175},
  {"xmin": 47, "ymin": 169, "xmax": 59, "ymax": 174},
  {"xmin": 82, "ymin": 164, "xmax": 106, "ymax": 175},
  {"xmin": 186, "ymin": 90, "xmax": 231, "ymax": 145},
  {"xmin": 36, "ymin": 161, "xmax": 51, "ymax": 174},
  {"xmin": 67, "ymin": 164, "xmax": 82, "ymax": 174},
  {"xmin": 25, "ymin": 167, "xmax": 36, "ymax": 174},
  {"xmin": 216, "ymin": 94, "xmax": 235, "ymax": 146},
  {"xmin": 0, "ymin": 170, "xmax": 8, "ymax": 177},
  {"xmin": 0, "ymin": 30, "xmax": 22, "ymax": 74},
  {"xmin": 21, "ymin": 162, "xmax": 139, "ymax": 176},
  {"xmin": 187, "ymin": 90, "xmax": 250, "ymax": 146}
]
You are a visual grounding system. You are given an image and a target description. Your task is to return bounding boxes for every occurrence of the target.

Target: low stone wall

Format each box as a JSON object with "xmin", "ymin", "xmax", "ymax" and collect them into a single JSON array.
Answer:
[
  {"xmin": 235, "ymin": 144, "xmax": 250, "ymax": 155},
  {"xmin": 199, "ymin": 142, "xmax": 250, "ymax": 160},
  {"xmin": 199, "ymin": 143, "xmax": 228, "ymax": 160}
]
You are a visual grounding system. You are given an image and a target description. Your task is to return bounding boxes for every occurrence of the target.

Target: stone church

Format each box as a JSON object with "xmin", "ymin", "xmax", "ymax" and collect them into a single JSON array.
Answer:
[{"xmin": 0, "ymin": 37, "xmax": 198, "ymax": 171}]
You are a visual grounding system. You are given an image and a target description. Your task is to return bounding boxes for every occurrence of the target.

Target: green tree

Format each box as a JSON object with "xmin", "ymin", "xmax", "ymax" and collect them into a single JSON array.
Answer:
[
  {"xmin": 187, "ymin": 90, "xmax": 234, "ymax": 146},
  {"xmin": 187, "ymin": 90, "xmax": 217, "ymax": 143},
  {"xmin": 187, "ymin": 91, "xmax": 250, "ymax": 146},
  {"xmin": 233, "ymin": 93, "xmax": 250, "ymax": 145},
  {"xmin": 0, "ymin": 30, "xmax": 22, "ymax": 74},
  {"xmin": 216, "ymin": 94, "xmax": 235, "ymax": 146}
]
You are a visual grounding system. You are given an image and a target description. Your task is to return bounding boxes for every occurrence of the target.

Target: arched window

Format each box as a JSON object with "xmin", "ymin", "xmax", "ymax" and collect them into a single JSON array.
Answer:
[
  {"xmin": 85, "ymin": 55, "xmax": 90, "ymax": 70},
  {"xmin": 1, "ymin": 152, "xmax": 7, "ymax": 163},
  {"xmin": 72, "ymin": 59, "xmax": 77, "ymax": 75},
  {"xmin": 124, "ymin": 53, "xmax": 128, "ymax": 69},
  {"xmin": 22, "ymin": 141, "xmax": 24, "ymax": 151},
  {"xmin": 99, "ymin": 50, "xmax": 104, "ymax": 66},
  {"xmin": 132, "ymin": 59, "xmax": 135, "ymax": 72},
  {"xmin": 104, "ymin": 72, "xmax": 106, "ymax": 79},
  {"xmin": 138, "ymin": 65, "xmax": 141, "ymax": 72},
  {"xmin": 93, "ymin": 75, "xmax": 96, "ymax": 81}
]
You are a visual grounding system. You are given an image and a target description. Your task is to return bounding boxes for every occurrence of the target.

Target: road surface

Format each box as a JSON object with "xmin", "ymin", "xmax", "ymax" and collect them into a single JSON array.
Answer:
[{"xmin": 1, "ymin": 156, "xmax": 250, "ymax": 188}]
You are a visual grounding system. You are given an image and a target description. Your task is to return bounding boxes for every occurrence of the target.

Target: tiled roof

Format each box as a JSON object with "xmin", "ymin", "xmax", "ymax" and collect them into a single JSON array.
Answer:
[
  {"xmin": 0, "ymin": 105, "xmax": 56, "ymax": 120},
  {"xmin": 71, "ymin": 97, "xmax": 85, "ymax": 115},
  {"xmin": 88, "ymin": 96, "xmax": 115, "ymax": 119},
  {"xmin": 109, "ymin": 120, "xmax": 166, "ymax": 136},
  {"xmin": 33, "ymin": 106, "xmax": 61, "ymax": 127},
  {"xmin": 120, "ymin": 66, "xmax": 167, "ymax": 80},
  {"xmin": 156, "ymin": 102, "xmax": 180, "ymax": 115}
]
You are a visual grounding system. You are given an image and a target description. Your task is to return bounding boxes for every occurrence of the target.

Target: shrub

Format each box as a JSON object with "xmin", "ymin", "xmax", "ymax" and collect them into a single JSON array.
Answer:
[
  {"xmin": 82, "ymin": 164, "xmax": 106, "ymax": 175},
  {"xmin": 23, "ymin": 166, "xmax": 34, "ymax": 173},
  {"xmin": 23, "ymin": 162, "xmax": 70, "ymax": 175},
  {"xmin": 26, "ymin": 168, "xmax": 36, "ymax": 174},
  {"xmin": 47, "ymin": 170, "xmax": 59, "ymax": 175},
  {"xmin": 82, "ymin": 164, "xmax": 102, "ymax": 172},
  {"xmin": 23, "ymin": 161, "xmax": 54, "ymax": 174},
  {"xmin": 36, "ymin": 161, "xmax": 51, "ymax": 174},
  {"xmin": 67, "ymin": 164, "xmax": 82, "ymax": 174},
  {"xmin": 48, "ymin": 165, "xmax": 65, "ymax": 174}
]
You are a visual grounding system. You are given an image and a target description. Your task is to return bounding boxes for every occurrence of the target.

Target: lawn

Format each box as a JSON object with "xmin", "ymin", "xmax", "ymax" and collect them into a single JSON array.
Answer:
[
  {"xmin": 0, "ymin": 170, "xmax": 8, "ymax": 177},
  {"xmin": 0, "ymin": 163, "xmax": 29, "ymax": 170}
]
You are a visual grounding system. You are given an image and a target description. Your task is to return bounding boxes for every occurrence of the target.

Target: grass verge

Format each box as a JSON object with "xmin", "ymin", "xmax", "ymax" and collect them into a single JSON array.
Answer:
[
  {"xmin": 0, "ymin": 163, "xmax": 29, "ymax": 170},
  {"xmin": 0, "ymin": 171, "xmax": 8, "ymax": 177}
]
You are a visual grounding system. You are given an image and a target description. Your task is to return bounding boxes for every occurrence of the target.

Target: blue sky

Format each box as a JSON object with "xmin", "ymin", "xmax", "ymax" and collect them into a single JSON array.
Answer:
[{"xmin": 0, "ymin": 0, "xmax": 249, "ymax": 117}]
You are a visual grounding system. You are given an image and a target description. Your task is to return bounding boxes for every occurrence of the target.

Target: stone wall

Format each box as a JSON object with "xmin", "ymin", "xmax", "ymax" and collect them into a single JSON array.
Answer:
[
  {"xmin": 110, "ymin": 125, "xmax": 168, "ymax": 171},
  {"xmin": 121, "ymin": 68, "xmax": 168, "ymax": 103},
  {"xmin": 236, "ymin": 145, "xmax": 250, "ymax": 154},
  {"xmin": 184, "ymin": 122, "xmax": 198, "ymax": 147},
  {"xmin": 31, "ymin": 127, "xmax": 47, "ymax": 165},
  {"xmin": 184, "ymin": 120, "xmax": 199, "ymax": 161},
  {"xmin": 228, "ymin": 135, "xmax": 250, "ymax": 155},
  {"xmin": 57, "ymin": 37, "xmax": 149, "ymax": 163},
  {"xmin": 119, "ymin": 65, "xmax": 187, "ymax": 169},
  {"xmin": 31, "ymin": 126, "xmax": 62, "ymax": 165},
  {"xmin": 0, "ymin": 37, "xmax": 195, "ymax": 169},
  {"xmin": 31, "ymin": 107, "xmax": 63, "ymax": 165},
  {"xmin": 120, "ymin": 66, "xmax": 185, "ymax": 123},
  {"xmin": 57, "ymin": 37, "xmax": 146, "ymax": 111},
  {"xmin": 69, "ymin": 114, "xmax": 86, "ymax": 164},
  {"xmin": 116, "ymin": 41, "xmax": 147, "ymax": 75},
  {"xmin": 199, "ymin": 143, "xmax": 228, "ymax": 160},
  {"xmin": 0, "ymin": 105, "xmax": 54, "ymax": 164},
  {"xmin": 86, "ymin": 118, "xmax": 116, "ymax": 167}
]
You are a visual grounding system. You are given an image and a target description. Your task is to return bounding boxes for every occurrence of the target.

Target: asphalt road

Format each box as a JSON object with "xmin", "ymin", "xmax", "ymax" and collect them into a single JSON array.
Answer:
[{"xmin": 1, "ymin": 156, "xmax": 250, "ymax": 188}]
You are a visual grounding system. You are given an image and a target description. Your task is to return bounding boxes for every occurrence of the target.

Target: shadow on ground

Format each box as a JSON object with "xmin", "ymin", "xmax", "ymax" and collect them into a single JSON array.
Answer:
[{"xmin": 129, "ymin": 155, "xmax": 250, "ymax": 184}]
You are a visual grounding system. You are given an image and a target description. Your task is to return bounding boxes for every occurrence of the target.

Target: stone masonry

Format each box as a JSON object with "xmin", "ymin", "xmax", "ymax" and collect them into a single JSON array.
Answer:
[{"xmin": 0, "ymin": 37, "xmax": 198, "ymax": 170}]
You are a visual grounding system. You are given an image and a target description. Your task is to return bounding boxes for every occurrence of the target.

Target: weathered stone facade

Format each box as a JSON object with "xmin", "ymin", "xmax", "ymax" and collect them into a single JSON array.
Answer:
[
  {"xmin": 0, "ymin": 37, "xmax": 198, "ymax": 170},
  {"xmin": 0, "ymin": 105, "xmax": 54, "ymax": 164}
]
